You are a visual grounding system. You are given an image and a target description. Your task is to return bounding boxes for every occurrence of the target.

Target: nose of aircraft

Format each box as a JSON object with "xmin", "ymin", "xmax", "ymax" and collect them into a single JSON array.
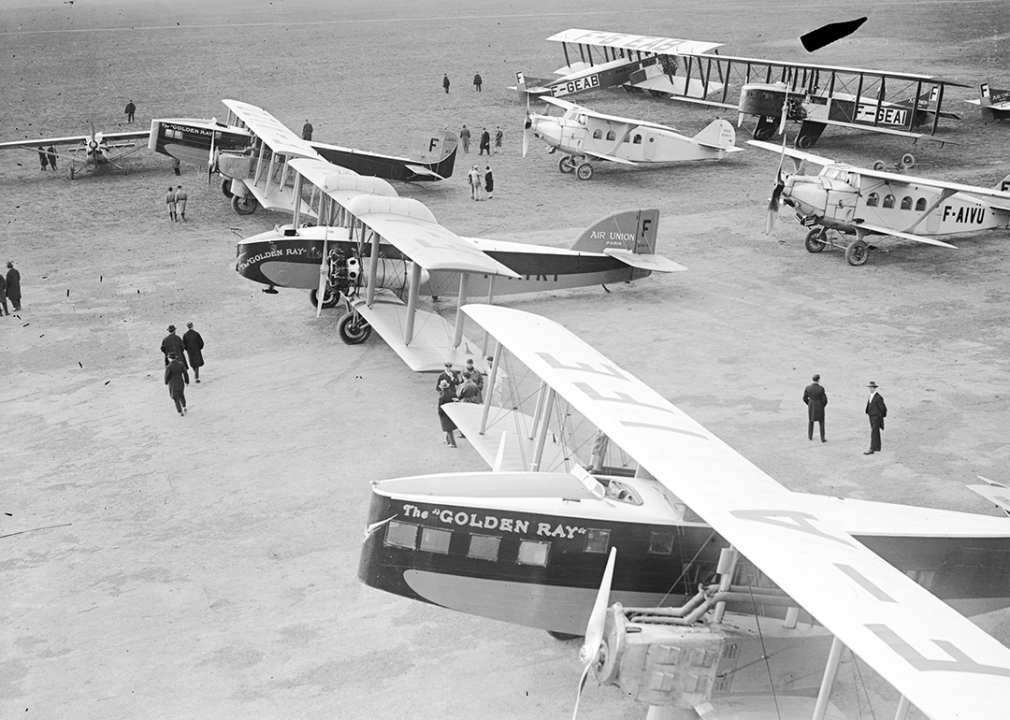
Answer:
[
  {"xmin": 533, "ymin": 117, "xmax": 563, "ymax": 148},
  {"xmin": 783, "ymin": 176, "xmax": 828, "ymax": 216}
]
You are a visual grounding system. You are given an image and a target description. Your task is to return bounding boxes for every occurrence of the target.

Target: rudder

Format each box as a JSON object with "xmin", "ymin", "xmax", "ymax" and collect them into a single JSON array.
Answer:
[
  {"xmin": 568, "ymin": 209, "xmax": 660, "ymax": 254},
  {"xmin": 692, "ymin": 119, "xmax": 736, "ymax": 150}
]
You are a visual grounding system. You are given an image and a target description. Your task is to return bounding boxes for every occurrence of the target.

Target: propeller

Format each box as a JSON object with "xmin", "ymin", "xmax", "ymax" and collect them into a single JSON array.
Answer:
[
  {"xmin": 87, "ymin": 121, "xmax": 99, "ymax": 157},
  {"xmin": 207, "ymin": 130, "xmax": 217, "ymax": 186},
  {"xmin": 316, "ymin": 230, "xmax": 329, "ymax": 319},
  {"xmin": 522, "ymin": 95, "xmax": 531, "ymax": 159},
  {"xmin": 764, "ymin": 133, "xmax": 788, "ymax": 235},
  {"xmin": 571, "ymin": 546, "xmax": 616, "ymax": 720}
]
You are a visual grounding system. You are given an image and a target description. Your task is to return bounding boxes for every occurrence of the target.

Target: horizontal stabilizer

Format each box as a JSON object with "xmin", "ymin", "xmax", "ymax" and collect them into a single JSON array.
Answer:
[
  {"xmin": 404, "ymin": 164, "xmax": 444, "ymax": 179},
  {"xmin": 857, "ymin": 222, "xmax": 957, "ymax": 248},
  {"xmin": 967, "ymin": 476, "xmax": 1010, "ymax": 517},
  {"xmin": 604, "ymin": 248, "xmax": 686, "ymax": 272}
]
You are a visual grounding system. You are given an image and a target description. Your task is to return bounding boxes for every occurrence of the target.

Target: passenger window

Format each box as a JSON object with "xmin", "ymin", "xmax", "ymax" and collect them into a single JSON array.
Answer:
[
  {"xmin": 420, "ymin": 527, "xmax": 451, "ymax": 554},
  {"xmin": 592, "ymin": 129, "xmax": 603, "ymax": 139},
  {"xmin": 900, "ymin": 196, "xmax": 912, "ymax": 210},
  {"xmin": 632, "ymin": 134, "xmax": 642, "ymax": 145},
  {"xmin": 384, "ymin": 521, "xmax": 418, "ymax": 550},
  {"xmin": 585, "ymin": 529, "xmax": 611, "ymax": 554},
  {"xmin": 915, "ymin": 197, "xmax": 927, "ymax": 211},
  {"xmin": 883, "ymin": 194, "xmax": 895, "ymax": 209},
  {"xmin": 606, "ymin": 130, "xmax": 616, "ymax": 141},
  {"xmin": 467, "ymin": 534, "xmax": 500, "ymax": 561},
  {"xmin": 518, "ymin": 540, "xmax": 550, "ymax": 566},
  {"xmin": 649, "ymin": 531, "xmax": 675, "ymax": 555},
  {"xmin": 866, "ymin": 192, "xmax": 879, "ymax": 207}
]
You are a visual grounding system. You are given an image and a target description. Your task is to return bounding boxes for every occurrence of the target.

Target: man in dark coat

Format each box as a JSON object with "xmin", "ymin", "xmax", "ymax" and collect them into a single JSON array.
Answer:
[
  {"xmin": 5, "ymin": 261, "xmax": 20, "ymax": 312},
  {"xmin": 479, "ymin": 127, "xmax": 491, "ymax": 155},
  {"xmin": 125, "ymin": 100, "xmax": 136, "ymax": 123},
  {"xmin": 437, "ymin": 380, "xmax": 458, "ymax": 447},
  {"xmin": 459, "ymin": 125, "xmax": 470, "ymax": 153},
  {"xmin": 473, "ymin": 72, "xmax": 482, "ymax": 92},
  {"xmin": 47, "ymin": 145, "xmax": 58, "ymax": 170},
  {"xmin": 38, "ymin": 147, "xmax": 48, "ymax": 171},
  {"xmin": 183, "ymin": 321, "xmax": 205, "ymax": 382},
  {"xmin": 443, "ymin": 74, "xmax": 450, "ymax": 94},
  {"xmin": 302, "ymin": 121, "xmax": 313, "ymax": 141},
  {"xmin": 483, "ymin": 165, "xmax": 494, "ymax": 199},
  {"xmin": 435, "ymin": 362, "xmax": 459, "ymax": 394},
  {"xmin": 864, "ymin": 381, "xmax": 887, "ymax": 454},
  {"xmin": 161, "ymin": 325, "xmax": 187, "ymax": 367},
  {"xmin": 164, "ymin": 353, "xmax": 190, "ymax": 416},
  {"xmin": 0, "ymin": 273, "xmax": 8, "ymax": 316},
  {"xmin": 802, "ymin": 374, "xmax": 827, "ymax": 442}
]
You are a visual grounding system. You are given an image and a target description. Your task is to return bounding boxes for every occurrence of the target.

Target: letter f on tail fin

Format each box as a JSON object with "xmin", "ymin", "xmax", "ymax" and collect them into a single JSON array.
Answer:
[{"xmin": 980, "ymin": 83, "xmax": 995, "ymax": 124}]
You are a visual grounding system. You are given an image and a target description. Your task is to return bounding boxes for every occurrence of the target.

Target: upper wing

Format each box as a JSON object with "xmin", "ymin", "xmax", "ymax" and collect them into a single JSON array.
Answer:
[
  {"xmin": 222, "ymin": 99, "xmax": 321, "ymax": 160},
  {"xmin": 746, "ymin": 139, "xmax": 835, "ymax": 165},
  {"xmin": 854, "ymin": 166, "xmax": 1010, "ymax": 202},
  {"xmin": 540, "ymin": 96, "xmax": 676, "ymax": 132},
  {"xmin": 0, "ymin": 130, "xmax": 149, "ymax": 150},
  {"xmin": 546, "ymin": 29, "xmax": 723, "ymax": 56},
  {"xmin": 462, "ymin": 304, "xmax": 1010, "ymax": 720}
]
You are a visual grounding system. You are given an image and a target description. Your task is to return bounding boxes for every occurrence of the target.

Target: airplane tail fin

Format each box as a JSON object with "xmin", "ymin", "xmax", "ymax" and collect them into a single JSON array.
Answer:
[
  {"xmin": 691, "ymin": 119, "xmax": 738, "ymax": 151},
  {"xmin": 979, "ymin": 83, "xmax": 995, "ymax": 123},
  {"xmin": 994, "ymin": 173, "xmax": 1010, "ymax": 193},
  {"xmin": 569, "ymin": 209, "xmax": 660, "ymax": 253},
  {"xmin": 408, "ymin": 129, "xmax": 458, "ymax": 178}
]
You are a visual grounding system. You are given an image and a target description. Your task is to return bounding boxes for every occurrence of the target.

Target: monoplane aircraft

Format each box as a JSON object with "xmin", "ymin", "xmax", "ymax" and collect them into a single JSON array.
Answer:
[
  {"xmin": 215, "ymin": 99, "xmax": 456, "ymax": 215},
  {"xmin": 235, "ymin": 149, "xmax": 684, "ymax": 370},
  {"xmin": 750, "ymin": 139, "xmax": 1010, "ymax": 265},
  {"xmin": 523, "ymin": 96, "xmax": 739, "ymax": 179},
  {"xmin": 360, "ymin": 305, "xmax": 1010, "ymax": 720},
  {"xmin": 512, "ymin": 29, "xmax": 724, "ymax": 100},
  {"xmin": 0, "ymin": 124, "xmax": 150, "ymax": 178},
  {"xmin": 965, "ymin": 82, "xmax": 1010, "ymax": 123}
]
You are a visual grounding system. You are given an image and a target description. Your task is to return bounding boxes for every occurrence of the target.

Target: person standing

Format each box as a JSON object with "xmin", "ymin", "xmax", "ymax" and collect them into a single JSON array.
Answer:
[
  {"xmin": 5, "ymin": 261, "xmax": 20, "ymax": 312},
  {"xmin": 172, "ymin": 157, "xmax": 181, "ymax": 176},
  {"xmin": 457, "ymin": 371, "xmax": 481, "ymax": 403},
  {"xmin": 443, "ymin": 74, "xmax": 451, "ymax": 94},
  {"xmin": 479, "ymin": 127, "xmax": 491, "ymax": 156},
  {"xmin": 0, "ymin": 273, "xmax": 8, "ymax": 317},
  {"xmin": 165, "ymin": 186, "xmax": 177, "ymax": 221},
  {"xmin": 459, "ymin": 125, "xmax": 471, "ymax": 154},
  {"xmin": 494, "ymin": 126, "xmax": 503, "ymax": 154},
  {"xmin": 161, "ymin": 325, "xmax": 187, "ymax": 367},
  {"xmin": 175, "ymin": 185, "xmax": 188, "ymax": 221},
  {"xmin": 468, "ymin": 165, "xmax": 482, "ymax": 200},
  {"xmin": 302, "ymin": 120, "xmax": 313, "ymax": 141},
  {"xmin": 438, "ymin": 380, "xmax": 458, "ymax": 447},
  {"xmin": 47, "ymin": 145, "xmax": 58, "ymax": 170},
  {"xmin": 125, "ymin": 100, "xmax": 136, "ymax": 123},
  {"xmin": 802, "ymin": 374, "xmax": 827, "ymax": 442},
  {"xmin": 164, "ymin": 353, "xmax": 190, "ymax": 416},
  {"xmin": 484, "ymin": 165, "xmax": 494, "ymax": 199},
  {"xmin": 38, "ymin": 147, "xmax": 48, "ymax": 171},
  {"xmin": 436, "ymin": 362, "xmax": 459, "ymax": 394},
  {"xmin": 473, "ymin": 72, "xmax": 482, "ymax": 92},
  {"xmin": 183, "ymin": 321, "xmax": 205, "ymax": 382},
  {"xmin": 464, "ymin": 358, "xmax": 484, "ymax": 402},
  {"xmin": 864, "ymin": 381, "xmax": 887, "ymax": 455}
]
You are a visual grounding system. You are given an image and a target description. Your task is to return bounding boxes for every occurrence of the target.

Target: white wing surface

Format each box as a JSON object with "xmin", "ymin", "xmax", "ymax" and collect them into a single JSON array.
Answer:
[
  {"xmin": 222, "ymin": 99, "xmax": 321, "ymax": 159},
  {"xmin": 0, "ymin": 130, "xmax": 150, "ymax": 150},
  {"xmin": 462, "ymin": 304, "xmax": 1010, "ymax": 720}
]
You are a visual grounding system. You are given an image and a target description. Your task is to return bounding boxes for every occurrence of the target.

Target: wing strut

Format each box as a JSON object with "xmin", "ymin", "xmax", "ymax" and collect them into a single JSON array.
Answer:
[
  {"xmin": 812, "ymin": 635, "xmax": 844, "ymax": 720},
  {"xmin": 403, "ymin": 262, "xmax": 423, "ymax": 346},
  {"xmin": 366, "ymin": 228, "xmax": 381, "ymax": 307},
  {"xmin": 479, "ymin": 342, "xmax": 504, "ymax": 435},
  {"xmin": 530, "ymin": 387, "xmax": 556, "ymax": 471},
  {"xmin": 481, "ymin": 277, "xmax": 495, "ymax": 358},
  {"xmin": 452, "ymin": 272, "xmax": 470, "ymax": 348}
]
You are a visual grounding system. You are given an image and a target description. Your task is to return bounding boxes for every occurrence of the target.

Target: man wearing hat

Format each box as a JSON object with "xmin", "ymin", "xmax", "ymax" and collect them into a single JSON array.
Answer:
[
  {"xmin": 5, "ymin": 261, "xmax": 20, "ymax": 312},
  {"xmin": 182, "ymin": 321, "xmax": 205, "ymax": 382},
  {"xmin": 802, "ymin": 374, "xmax": 827, "ymax": 442},
  {"xmin": 160, "ymin": 325, "xmax": 187, "ymax": 368},
  {"xmin": 864, "ymin": 381, "xmax": 887, "ymax": 455},
  {"xmin": 164, "ymin": 352, "xmax": 190, "ymax": 416},
  {"xmin": 435, "ymin": 361, "xmax": 459, "ymax": 395}
]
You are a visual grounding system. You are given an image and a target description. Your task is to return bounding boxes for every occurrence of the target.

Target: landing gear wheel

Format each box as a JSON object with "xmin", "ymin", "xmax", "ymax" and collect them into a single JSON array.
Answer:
[
  {"xmin": 795, "ymin": 135, "xmax": 813, "ymax": 150},
  {"xmin": 309, "ymin": 288, "xmax": 339, "ymax": 309},
  {"xmin": 648, "ymin": 89, "xmax": 666, "ymax": 98},
  {"xmin": 845, "ymin": 239, "xmax": 869, "ymax": 266},
  {"xmin": 231, "ymin": 194, "xmax": 258, "ymax": 215},
  {"xmin": 575, "ymin": 162, "xmax": 594, "ymax": 180},
  {"xmin": 872, "ymin": 160, "xmax": 886, "ymax": 171},
  {"xmin": 804, "ymin": 228, "xmax": 827, "ymax": 253},
  {"xmin": 558, "ymin": 155, "xmax": 576, "ymax": 174},
  {"xmin": 900, "ymin": 153, "xmax": 916, "ymax": 169},
  {"xmin": 338, "ymin": 313, "xmax": 372, "ymax": 344},
  {"xmin": 221, "ymin": 178, "xmax": 234, "ymax": 198},
  {"xmin": 546, "ymin": 631, "xmax": 581, "ymax": 641},
  {"xmin": 755, "ymin": 127, "xmax": 775, "ymax": 141}
]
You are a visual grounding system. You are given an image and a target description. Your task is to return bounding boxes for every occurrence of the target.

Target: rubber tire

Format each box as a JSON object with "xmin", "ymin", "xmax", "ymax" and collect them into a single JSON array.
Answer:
[
  {"xmin": 648, "ymin": 89, "xmax": 665, "ymax": 98},
  {"xmin": 845, "ymin": 239, "xmax": 869, "ymax": 266},
  {"xmin": 546, "ymin": 631, "xmax": 581, "ymax": 641},
  {"xmin": 338, "ymin": 313, "xmax": 372, "ymax": 345},
  {"xmin": 558, "ymin": 155, "xmax": 576, "ymax": 174},
  {"xmin": 231, "ymin": 194, "xmax": 258, "ymax": 215},
  {"xmin": 872, "ymin": 160, "xmax": 886, "ymax": 171},
  {"xmin": 900, "ymin": 153, "xmax": 915, "ymax": 169},
  {"xmin": 755, "ymin": 127, "xmax": 775, "ymax": 141},
  {"xmin": 221, "ymin": 178, "xmax": 234, "ymax": 198},
  {"xmin": 309, "ymin": 288, "xmax": 339, "ymax": 309},
  {"xmin": 795, "ymin": 135, "xmax": 813, "ymax": 150},
  {"xmin": 575, "ymin": 162, "xmax": 594, "ymax": 181},
  {"xmin": 804, "ymin": 228, "xmax": 827, "ymax": 253}
]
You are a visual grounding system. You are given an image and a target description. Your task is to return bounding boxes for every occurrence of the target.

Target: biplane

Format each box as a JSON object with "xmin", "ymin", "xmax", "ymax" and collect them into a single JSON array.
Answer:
[
  {"xmin": 750, "ymin": 139, "xmax": 1010, "ymax": 265},
  {"xmin": 215, "ymin": 99, "xmax": 456, "ymax": 216},
  {"xmin": 0, "ymin": 124, "xmax": 150, "ymax": 178},
  {"xmin": 147, "ymin": 116, "xmax": 252, "ymax": 168},
  {"xmin": 513, "ymin": 29, "xmax": 725, "ymax": 100},
  {"xmin": 523, "ymin": 96, "xmax": 739, "ymax": 180},
  {"xmin": 359, "ymin": 305, "xmax": 1010, "ymax": 720},
  {"xmin": 965, "ymin": 82, "xmax": 1010, "ymax": 123}
]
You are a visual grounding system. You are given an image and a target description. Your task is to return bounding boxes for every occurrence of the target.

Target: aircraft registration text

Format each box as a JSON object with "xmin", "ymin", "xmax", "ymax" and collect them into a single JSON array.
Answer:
[{"xmin": 553, "ymin": 74, "xmax": 601, "ymax": 97}]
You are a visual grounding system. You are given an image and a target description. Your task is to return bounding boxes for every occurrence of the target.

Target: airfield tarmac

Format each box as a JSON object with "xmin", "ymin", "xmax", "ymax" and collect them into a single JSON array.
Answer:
[{"xmin": 2, "ymin": 1, "xmax": 1010, "ymax": 718}]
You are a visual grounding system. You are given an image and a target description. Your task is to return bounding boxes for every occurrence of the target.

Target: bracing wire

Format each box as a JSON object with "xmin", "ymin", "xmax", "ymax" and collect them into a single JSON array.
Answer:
[{"xmin": 746, "ymin": 579, "xmax": 784, "ymax": 720}]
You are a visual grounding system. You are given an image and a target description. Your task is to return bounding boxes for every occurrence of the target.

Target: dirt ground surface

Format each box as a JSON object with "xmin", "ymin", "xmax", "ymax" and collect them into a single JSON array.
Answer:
[{"xmin": 3, "ymin": 1, "xmax": 1010, "ymax": 718}]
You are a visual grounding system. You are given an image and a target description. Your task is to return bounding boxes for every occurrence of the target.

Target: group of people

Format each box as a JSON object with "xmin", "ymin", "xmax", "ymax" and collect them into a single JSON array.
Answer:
[
  {"xmin": 164, "ymin": 185, "xmax": 189, "ymax": 221},
  {"xmin": 466, "ymin": 164, "xmax": 494, "ymax": 200},
  {"xmin": 803, "ymin": 374, "xmax": 888, "ymax": 454},
  {"xmin": 160, "ymin": 322, "xmax": 206, "ymax": 416},
  {"xmin": 458, "ymin": 125, "xmax": 502, "ymax": 155},
  {"xmin": 441, "ymin": 72, "xmax": 483, "ymax": 93},
  {"xmin": 36, "ymin": 146, "xmax": 58, "ymax": 171},
  {"xmin": 0, "ymin": 261, "xmax": 22, "ymax": 316},
  {"xmin": 435, "ymin": 358, "xmax": 488, "ymax": 448}
]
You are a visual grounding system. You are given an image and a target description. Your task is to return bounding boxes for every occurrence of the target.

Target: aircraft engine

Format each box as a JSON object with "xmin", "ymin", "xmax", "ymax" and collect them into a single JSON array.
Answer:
[{"xmin": 344, "ymin": 257, "xmax": 429, "ymax": 293}]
